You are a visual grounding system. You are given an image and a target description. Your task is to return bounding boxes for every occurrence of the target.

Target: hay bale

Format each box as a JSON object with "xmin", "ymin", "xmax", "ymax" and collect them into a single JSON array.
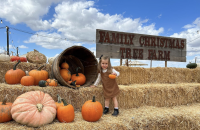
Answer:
[
  {"xmin": 1, "ymin": 103, "xmax": 200, "ymax": 129},
  {"xmin": 26, "ymin": 49, "xmax": 47, "ymax": 64},
  {"xmin": 1, "ymin": 83, "xmax": 200, "ymax": 110}
]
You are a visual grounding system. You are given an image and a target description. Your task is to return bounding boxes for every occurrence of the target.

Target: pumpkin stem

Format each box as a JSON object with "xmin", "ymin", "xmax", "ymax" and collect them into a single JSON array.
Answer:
[
  {"xmin": 92, "ymin": 96, "xmax": 96, "ymax": 102},
  {"xmin": 37, "ymin": 65, "xmax": 45, "ymax": 71},
  {"xmin": 13, "ymin": 60, "xmax": 21, "ymax": 70},
  {"xmin": 61, "ymin": 98, "xmax": 68, "ymax": 106},
  {"xmin": 2, "ymin": 94, "xmax": 8, "ymax": 105},
  {"xmin": 36, "ymin": 104, "xmax": 43, "ymax": 112},
  {"xmin": 76, "ymin": 67, "xmax": 81, "ymax": 76},
  {"xmin": 57, "ymin": 94, "xmax": 62, "ymax": 103}
]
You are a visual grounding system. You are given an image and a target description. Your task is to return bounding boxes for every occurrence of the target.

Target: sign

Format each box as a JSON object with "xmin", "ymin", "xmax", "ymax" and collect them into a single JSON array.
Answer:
[{"xmin": 96, "ymin": 29, "xmax": 186, "ymax": 62}]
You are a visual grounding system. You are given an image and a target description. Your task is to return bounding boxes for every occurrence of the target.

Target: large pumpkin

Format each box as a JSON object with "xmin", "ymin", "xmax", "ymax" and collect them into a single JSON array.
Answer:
[
  {"xmin": 57, "ymin": 99, "xmax": 74, "ymax": 123},
  {"xmin": 29, "ymin": 64, "xmax": 49, "ymax": 85},
  {"xmin": 0, "ymin": 95, "xmax": 12, "ymax": 123},
  {"xmin": 71, "ymin": 67, "xmax": 86, "ymax": 85},
  {"xmin": 81, "ymin": 96, "xmax": 103, "ymax": 122},
  {"xmin": 11, "ymin": 91, "xmax": 56, "ymax": 127},
  {"xmin": 5, "ymin": 60, "xmax": 26, "ymax": 84},
  {"xmin": 60, "ymin": 69, "xmax": 71, "ymax": 82}
]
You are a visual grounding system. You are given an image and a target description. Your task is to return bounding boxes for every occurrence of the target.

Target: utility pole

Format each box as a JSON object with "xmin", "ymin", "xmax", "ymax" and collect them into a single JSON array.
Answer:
[
  {"xmin": 6, "ymin": 26, "xmax": 9, "ymax": 56},
  {"xmin": 17, "ymin": 47, "xmax": 19, "ymax": 56}
]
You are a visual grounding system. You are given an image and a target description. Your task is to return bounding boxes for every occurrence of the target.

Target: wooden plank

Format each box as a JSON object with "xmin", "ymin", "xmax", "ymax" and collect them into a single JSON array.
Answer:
[{"xmin": 96, "ymin": 29, "xmax": 186, "ymax": 62}]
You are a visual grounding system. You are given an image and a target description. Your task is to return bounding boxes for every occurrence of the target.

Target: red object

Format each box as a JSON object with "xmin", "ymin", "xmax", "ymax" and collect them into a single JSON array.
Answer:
[
  {"xmin": 10, "ymin": 56, "xmax": 20, "ymax": 62},
  {"xmin": 10, "ymin": 56, "xmax": 27, "ymax": 62},
  {"xmin": 19, "ymin": 57, "xmax": 27, "ymax": 62}
]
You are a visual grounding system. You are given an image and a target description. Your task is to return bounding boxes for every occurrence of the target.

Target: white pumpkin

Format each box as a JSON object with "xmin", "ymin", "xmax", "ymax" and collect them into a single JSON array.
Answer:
[
  {"xmin": 48, "ymin": 57, "xmax": 55, "ymax": 65},
  {"xmin": 0, "ymin": 53, "xmax": 10, "ymax": 62}
]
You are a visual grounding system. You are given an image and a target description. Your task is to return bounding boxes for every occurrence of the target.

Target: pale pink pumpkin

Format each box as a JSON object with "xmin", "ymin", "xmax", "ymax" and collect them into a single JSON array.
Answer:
[{"xmin": 11, "ymin": 91, "xmax": 56, "ymax": 127}]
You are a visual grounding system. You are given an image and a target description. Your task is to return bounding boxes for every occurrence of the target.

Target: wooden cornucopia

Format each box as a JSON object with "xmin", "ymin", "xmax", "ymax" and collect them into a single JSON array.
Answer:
[{"xmin": 1, "ymin": 46, "xmax": 200, "ymax": 129}]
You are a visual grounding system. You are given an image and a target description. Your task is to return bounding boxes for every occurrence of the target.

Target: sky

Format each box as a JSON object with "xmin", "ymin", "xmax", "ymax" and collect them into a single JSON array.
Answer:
[{"xmin": 0, "ymin": 0, "xmax": 200, "ymax": 68}]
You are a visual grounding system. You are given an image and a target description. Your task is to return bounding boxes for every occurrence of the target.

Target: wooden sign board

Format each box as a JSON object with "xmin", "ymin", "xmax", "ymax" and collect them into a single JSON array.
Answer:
[{"xmin": 96, "ymin": 29, "xmax": 186, "ymax": 62}]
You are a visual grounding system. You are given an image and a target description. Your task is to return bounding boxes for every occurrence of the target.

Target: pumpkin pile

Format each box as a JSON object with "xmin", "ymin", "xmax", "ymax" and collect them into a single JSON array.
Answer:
[
  {"xmin": 0, "ymin": 92, "xmax": 103, "ymax": 127},
  {"xmin": 59, "ymin": 61, "xmax": 86, "ymax": 87}
]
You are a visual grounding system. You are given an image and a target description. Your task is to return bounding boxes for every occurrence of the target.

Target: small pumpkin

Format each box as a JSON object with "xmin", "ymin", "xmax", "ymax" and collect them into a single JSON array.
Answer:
[
  {"xmin": 71, "ymin": 67, "xmax": 86, "ymax": 85},
  {"xmin": 55, "ymin": 94, "xmax": 64, "ymax": 109},
  {"xmin": 60, "ymin": 69, "xmax": 71, "ymax": 82},
  {"xmin": 0, "ymin": 95, "xmax": 12, "ymax": 123},
  {"xmin": 10, "ymin": 56, "xmax": 20, "ymax": 62},
  {"xmin": 19, "ymin": 57, "xmax": 27, "ymax": 62},
  {"xmin": 11, "ymin": 91, "xmax": 56, "ymax": 127},
  {"xmin": 61, "ymin": 61, "xmax": 69, "ymax": 69},
  {"xmin": 29, "ymin": 64, "xmax": 49, "ymax": 85},
  {"xmin": 67, "ymin": 80, "xmax": 72, "ymax": 84},
  {"xmin": 57, "ymin": 98, "xmax": 75, "ymax": 123},
  {"xmin": 39, "ymin": 80, "xmax": 48, "ymax": 87},
  {"xmin": 81, "ymin": 96, "xmax": 103, "ymax": 122},
  {"xmin": 47, "ymin": 78, "xmax": 58, "ymax": 87},
  {"xmin": 109, "ymin": 74, "xmax": 116, "ymax": 79},
  {"xmin": 20, "ymin": 71, "xmax": 34, "ymax": 86},
  {"xmin": 70, "ymin": 80, "xmax": 80, "ymax": 87},
  {"xmin": 5, "ymin": 60, "xmax": 26, "ymax": 84}
]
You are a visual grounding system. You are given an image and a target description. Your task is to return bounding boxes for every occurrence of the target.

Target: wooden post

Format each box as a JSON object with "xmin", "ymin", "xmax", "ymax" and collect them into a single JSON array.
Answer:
[
  {"xmin": 120, "ymin": 59, "xmax": 122, "ymax": 66},
  {"xmin": 126, "ymin": 59, "xmax": 128, "ymax": 66},
  {"xmin": 6, "ymin": 26, "xmax": 9, "ymax": 56},
  {"xmin": 165, "ymin": 61, "xmax": 167, "ymax": 67}
]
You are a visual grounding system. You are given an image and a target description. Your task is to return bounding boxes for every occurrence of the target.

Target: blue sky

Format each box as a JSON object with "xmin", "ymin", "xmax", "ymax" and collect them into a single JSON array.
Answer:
[{"xmin": 0, "ymin": 0, "xmax": 200, "ymax": 68}]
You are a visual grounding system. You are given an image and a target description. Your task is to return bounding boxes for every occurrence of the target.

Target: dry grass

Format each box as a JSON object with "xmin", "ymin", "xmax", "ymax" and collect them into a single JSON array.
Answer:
[
  {"xmin": 1, "ymin": 103, "xmax": 200, "ymax": 130},
  {"xmin": 1, "ymin": 62, "xmax": 200, "ymax": 85},
  {"xmin": 1, "ymin": 83, "xmax": 200, "ymax": 111}
]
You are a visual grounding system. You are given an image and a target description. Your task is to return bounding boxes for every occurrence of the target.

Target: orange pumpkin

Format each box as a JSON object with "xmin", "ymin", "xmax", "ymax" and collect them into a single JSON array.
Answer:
[
  {"xmin": 61, "ymin": 62, "xmax": 69, "ymax": 69},
  {"xmin": 60, "ymin": 69, "xmax": 71, "ymax": 82},
  {"xmin": 0, "ymin": 95, "xmax": 12, "ymax": 123},
  {"xmin": 81, "ymin": 96, "xmax": 103, "ymax": 122},
  {"xmin": 57, "ymin": 99, "xmax": 75, "ymax": 123},
  {"xmin": 71, "ymin": 67, "xmax": 86, "ymax": 85},
  {"xmin": 47, "ymin": 79, "xmax": 58, "ymax": 86},
  {"xmin": 5, "ymin": 60, "xmax": 26, "ymax": 84},
  {"xmin": 21, "ymin": 71, "xmax": 34, "ymax": 86},
  {"xmin": 29, "ymin": 64, "xmax": 49, "ymax": 85},
  {"xmin": 55, "ymin": 94, "xmax": 64, "ymax": 109},
  {"xmin": 109, "ymin": 74, "xmax": 116, "ymax": 79},
  {"xmin": 11, "ymin": 91, "xmax": 56, "ymax": 127}
]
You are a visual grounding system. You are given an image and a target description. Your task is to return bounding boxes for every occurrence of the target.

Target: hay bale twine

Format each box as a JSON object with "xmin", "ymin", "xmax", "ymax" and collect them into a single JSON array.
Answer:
[
  {"xmin": 51, "ymin": 46, "xmax": 98, "ymax": 88},
  {"xmin": 26, "ymin": 49, "xmax": 47, "ymax": 64}
]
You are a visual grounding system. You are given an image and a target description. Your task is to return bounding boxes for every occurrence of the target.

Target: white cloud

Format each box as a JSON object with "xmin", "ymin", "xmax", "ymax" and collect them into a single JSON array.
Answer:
[
  {"xmin": 51, "ymin": 1, "xmax": 164, "ymax": 43},
  {"xmin": 158, "ymin": 14, "xmax": 162, "ymax": 18},
  {"xmin": 0, "ymin": 47, "xmax": 5, "ymax": 53},
  {"xmin": 170, "ymin": 17, "xmax": 200, "ymax": 57},
  {"xmin": 88, "ymin": 47, "xmax": 96, "ymax": 56},
  {"xmin": 0, "ymin": 0, "xmax": 67, "ymax": 31},
  {"xmin": 19, "ymin": 45, "xmax": 28, "ymax": 48},
  {"xmin": 18, "ymin": 0, "xmax": 164, "ymax": 49},
  {"xmin": 24, "ymin": 32, "xmax": 83, "ymax": 49}
]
